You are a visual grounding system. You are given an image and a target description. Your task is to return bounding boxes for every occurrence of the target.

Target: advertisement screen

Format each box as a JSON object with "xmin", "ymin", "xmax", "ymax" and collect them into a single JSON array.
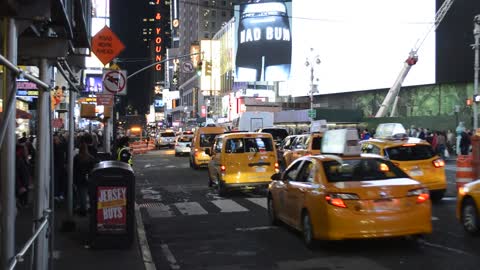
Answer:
[
  {"xmin": 84, "ymin": 74, "xmax": 103, "ymax": 93},
  {"xmin": 234, "ymin": 0, "xmax": 436, "ymax": 96}
]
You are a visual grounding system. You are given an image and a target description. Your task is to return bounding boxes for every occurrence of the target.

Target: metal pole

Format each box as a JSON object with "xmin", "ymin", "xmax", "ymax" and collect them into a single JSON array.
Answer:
[
  {"xmin": 0, "ymin": 17, "xmax": 17, "ymax": 270},
  {"xmin": 104, "ymin": 118, "xmax": 111, "ymax": 153},
  {"xmin": 473, "ymin": 15, "xmax": 480, "ymax": 130},
  {"xmin": 310, "ymin": 66, "xmax": 314, "ymax": 125},
  {"xmin": 34, "ymin": 58, "xmax": 51, "ymax": 270},
  {"xmin": 67, "ymin": 89, "xmax": 76, "ymax": 219}
]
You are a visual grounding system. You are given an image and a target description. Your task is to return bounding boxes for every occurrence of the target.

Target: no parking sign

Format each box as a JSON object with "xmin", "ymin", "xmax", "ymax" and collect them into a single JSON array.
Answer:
[{"xmin": 102, "ymin": 69, "xmax": 127, "ymax": 95}]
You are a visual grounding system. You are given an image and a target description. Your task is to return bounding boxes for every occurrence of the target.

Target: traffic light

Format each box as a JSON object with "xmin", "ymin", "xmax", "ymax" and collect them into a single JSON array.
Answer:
[
  {"xmin": 196, "ymin": 61, "xmax": 203, "ymax": 76},
  {"xmin": 205, "ymin": 61, "xmax": 212, "ymax": 76}
]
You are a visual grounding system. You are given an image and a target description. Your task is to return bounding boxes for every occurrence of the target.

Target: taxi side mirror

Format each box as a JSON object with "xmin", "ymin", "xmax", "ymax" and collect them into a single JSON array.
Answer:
[
  {"xmin": 205, "ymin": 148, "xmax": 212, "ymax": 156},
  {"xmin": 271, "ymin": 172, "xmax": 283, "ymax": 181}
]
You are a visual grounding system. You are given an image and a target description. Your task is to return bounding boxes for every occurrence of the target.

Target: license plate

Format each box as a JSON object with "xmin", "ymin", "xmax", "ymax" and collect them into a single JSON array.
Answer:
[
  {"xmin": 409, "ymin": 169, "xmax": 424, "ymax": 176},
  {"xmin": 373, "ymin": 199, "xmax": 399, "ymax": 211},
  {"xmin": 255, "ymin": 167, "xmax": 266, "ymax": 173}
]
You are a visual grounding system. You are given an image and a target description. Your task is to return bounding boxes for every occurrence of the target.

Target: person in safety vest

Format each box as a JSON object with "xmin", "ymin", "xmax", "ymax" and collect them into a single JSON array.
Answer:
[{"xmin": 117, "ymin": 136, "xmax": 133, "ymax": 166}]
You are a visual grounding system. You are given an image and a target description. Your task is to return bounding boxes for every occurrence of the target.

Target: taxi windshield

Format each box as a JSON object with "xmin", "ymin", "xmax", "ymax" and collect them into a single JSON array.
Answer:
[
  {"xmin": 178, "ymin": 136, "xmax": 192, "ymax": 142},
  {"xmin": 323, "ymin": 158, "xmax": 408, "ymax": 182},
  {"xmin": 385, "ymin": 145, "xmax": 436, "ymax": 161},
  {"xmin": 161, "ymin": 132, "xmax": 175, "ymax": 137},
  {"xmin": 225, "ymin": 137, "xmax": 274, "ymax": 153},
  {"xmin": 200, "ymin": 134, "xmax": 218, "ymax": 147}
]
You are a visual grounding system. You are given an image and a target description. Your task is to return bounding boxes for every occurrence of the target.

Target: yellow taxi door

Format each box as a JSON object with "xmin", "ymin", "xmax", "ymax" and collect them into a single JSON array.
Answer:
[
  {"xmin": 286, "ymin": 160, "xmax": 317, "ymax": 228},
  {"xmin": 280, "ymin": 160, "xmax": 305, "ymax": 226},
  {"xmin": 209, "ymin": 138, "xmax": 223, "ymax": 182}
]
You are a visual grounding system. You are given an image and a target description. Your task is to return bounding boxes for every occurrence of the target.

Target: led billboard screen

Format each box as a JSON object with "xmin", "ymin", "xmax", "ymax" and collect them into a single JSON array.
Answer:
[{"xmin": 234, "ymin": 0, "xmax": 436, "ymax": 96}]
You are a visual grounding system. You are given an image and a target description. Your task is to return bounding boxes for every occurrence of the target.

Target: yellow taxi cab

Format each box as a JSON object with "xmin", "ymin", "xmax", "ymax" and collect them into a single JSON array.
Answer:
[
  {"xmin": 360, "ymin": 123, "xmax": 446, "ymax": 201},
  {"xmin": 205, "ymin": 132, "xmax": 279, "ymax": 196},
  {"xmin": 283, "ymin": 132, "xmax": 323, "ymax": 168},
  {"xmin": 457, "ymin": 180, "xmax": 480, "ymax": 234},
  {"xmin": 268, "ymin": 129, "xmax": 432, "ymax": 247},
  {"xmin": 189, "ymin": 125, "xmax": 226, "ymax": 169}
]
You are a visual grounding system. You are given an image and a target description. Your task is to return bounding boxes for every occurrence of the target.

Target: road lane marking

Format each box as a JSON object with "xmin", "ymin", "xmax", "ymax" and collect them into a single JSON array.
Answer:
[
  {"xmin": 166, "ymin": 165, "xmax": 176, "ymax": 168},
  {"xmin": 431, "ymin": 216, "xmax": 439, "ymax": 221},
  {"xmin": 161, "ymin": 244, "xmax": 180, "ymax": 270},
  {"xmin": 246, "ymin": 198, "xmax": 267, "ymax": 209},
  {"xmin": 235, "ymin": 226, "xmax": 277, "ymax": 232},
  {"xmin": 146, "ymin": 203, "xmax": 174, "ymax": 218},
  {"xmin": 421, "ymin": 240, "xmax": 472, "ymax": 256},
  {"xmin": 145, "ymin": 163, "xmax": 152, "ymax": 168},
  {"xmin": 135, "ymin": 203, "xmax": 157, "ymax": 270},
  {"xmin": 212, "ymin": 199, "xmax": 248, "ymax": 213},
  {"xmin": 442, "ymin": 197, "xmax": 457, "ymax": 201},
  {"xmin": 174, "ymin": 202, "xmax": 208, "ymax": 216}
]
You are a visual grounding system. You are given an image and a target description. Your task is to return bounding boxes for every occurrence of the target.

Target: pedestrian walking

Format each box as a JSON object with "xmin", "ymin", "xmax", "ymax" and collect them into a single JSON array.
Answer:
[
  {"xmin": 436, "ymin": 131, "xmax": 447, "ymax": 159},
  {"xmin": 460, "ymin": 130, "xmax": 471, "ymax": 155},
  {"xmin": 73, "ymin": 136, "xmax": 99, "ymax": 216}
]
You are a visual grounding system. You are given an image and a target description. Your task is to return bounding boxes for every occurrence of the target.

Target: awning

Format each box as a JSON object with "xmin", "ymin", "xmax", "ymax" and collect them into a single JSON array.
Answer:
[{"xmin": 0, "ymin": 109, "xmax": 32, "ymax": 120}]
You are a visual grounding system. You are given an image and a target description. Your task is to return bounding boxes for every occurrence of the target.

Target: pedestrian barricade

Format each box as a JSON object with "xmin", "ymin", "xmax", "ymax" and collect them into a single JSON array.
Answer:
[
  {"xmin": 456, "ymin": 155, "xmax": 475, "ymax": 189},
  {"xmin": 88, "ymin": 161, "xmax": 135, "ymax": 249}
]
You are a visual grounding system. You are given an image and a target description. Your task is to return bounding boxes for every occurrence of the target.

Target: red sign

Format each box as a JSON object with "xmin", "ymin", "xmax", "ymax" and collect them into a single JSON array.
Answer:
[
  {"xmin": 91, "ymin": 26, "xmax": 125, "ymax": 66},
  {"xmin": 96, "ymin": 186, "xmax": 127, "ymax": 233},
  {"xmin": 52, "ymin": 118, "xmax": 63, "ymax": 128},
  {"xmin": 96, "ymin": 93, "xmax": 114, "ymax": 106},
  {"xmin": 201, "ymin": 105, "xmax": 207, "ymax": 117}
]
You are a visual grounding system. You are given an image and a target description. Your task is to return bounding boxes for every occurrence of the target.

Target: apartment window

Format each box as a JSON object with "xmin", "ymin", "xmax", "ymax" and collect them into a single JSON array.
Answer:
[
  {"xmin": 204, "ymin": 1, "xmax": 209, "ymax": 6},
  {"xmin": 211, "ymin": 22, "xmax": 216, "ymax": 30},
  {"xmin": 211, "ymin": 10, "xmax": 216, "ymax": 17},
  {"xmin": 204, "ymin": 32, "xmax": 210, "ymax": 39},
  {"xmin": 222, "ymin": 0, "xmax": 226, "ymax": 6},
  {"xmin": 221, "ymin": 11, "xmax": 226, "ymax": 17}
]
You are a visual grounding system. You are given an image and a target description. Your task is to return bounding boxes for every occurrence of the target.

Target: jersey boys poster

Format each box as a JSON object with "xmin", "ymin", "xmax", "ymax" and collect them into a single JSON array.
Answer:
[{"xmin": 97, "ymin": 186, "xmax": 127, "ymax": 233}]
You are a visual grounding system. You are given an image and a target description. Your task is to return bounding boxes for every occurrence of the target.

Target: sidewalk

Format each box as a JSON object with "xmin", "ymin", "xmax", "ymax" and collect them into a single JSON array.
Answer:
[{"xmin": 14, "ymin": 201, "xmax": 146, "ymax": 270}]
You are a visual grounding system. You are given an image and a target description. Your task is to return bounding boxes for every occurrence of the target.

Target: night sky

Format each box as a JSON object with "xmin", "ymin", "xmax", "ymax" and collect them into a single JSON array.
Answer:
[{"xmin": 110, "ymin": 0, "xmax": 152, "ymax": 115}]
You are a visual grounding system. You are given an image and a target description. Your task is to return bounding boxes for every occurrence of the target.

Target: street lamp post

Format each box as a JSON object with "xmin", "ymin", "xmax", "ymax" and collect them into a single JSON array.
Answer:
[
  {"xmin": 473, "ymin": 15, "xmax": 480, "ymax": 130},
  {"xmin": 305, "ymin": 48, "xmax": 321, "ymax": 125}
]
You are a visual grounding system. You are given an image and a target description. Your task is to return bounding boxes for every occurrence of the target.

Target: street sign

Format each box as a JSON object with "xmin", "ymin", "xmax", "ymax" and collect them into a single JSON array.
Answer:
[
  {"xmin": 102, "ymin": 69, "xmax": 127, "ymax": 95},
  {"xmin": 91, "ymin": 26, "xmax": 125, "ymax": 66},
  {"xmin": 96, "ymin": 93, "xmax": 114, "ymax": 106},
  {"xmin": 181, "ymin": 61, "xmax": 194, "ymax": 73},
  {"xmin": 308, "ymin": 109, "xmax": 316, "ymax": 118}
]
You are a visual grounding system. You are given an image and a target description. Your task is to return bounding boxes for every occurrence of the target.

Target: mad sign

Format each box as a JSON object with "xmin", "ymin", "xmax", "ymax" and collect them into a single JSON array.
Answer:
[
  {"xmin": 102, "ymin": 69, "xmax": 127, "ymax": 95},
  {"xmin": 91, "ymin": 26, "xmax": 125, "ymax": 66}
]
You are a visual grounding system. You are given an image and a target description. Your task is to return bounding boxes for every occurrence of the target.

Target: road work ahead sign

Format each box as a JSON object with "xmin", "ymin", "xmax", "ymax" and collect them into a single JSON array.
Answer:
[{"xmin": 92, "ymin": 26, "xmax": 125, "ymax": 66}]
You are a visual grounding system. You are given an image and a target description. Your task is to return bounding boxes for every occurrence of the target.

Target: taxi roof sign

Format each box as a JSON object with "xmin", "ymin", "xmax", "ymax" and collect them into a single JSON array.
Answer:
[
  {"xmin": 375, "ymin": 123, "xmax": 407, "ymax": 139},
  {"xmin": 321, "ymin": 129, "xmax": 361, "ymax": 156}
]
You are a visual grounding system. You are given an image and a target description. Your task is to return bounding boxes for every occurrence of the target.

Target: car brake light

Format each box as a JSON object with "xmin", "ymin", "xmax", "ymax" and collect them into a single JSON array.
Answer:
[
  {"xmin": 379, "ymin": 163, "xmax": 390, "ymax": 172},
  {"xmin": 194, "ymin": 148, "xmax": 199, "ymax": 152},
  {"xmin": 458, "ymin": 186, "xmax": 468, "ymax": 196},
  {"xmin": 220, "ymin": 165, "xmax": 226, "ymax": 172},
  {"xmin": 407, "ymin": 188, "xmax": 430, "ymax": 203},
  {"xmin": 274, "ymin": 162, "xmax": 279, "ymax": 173},
  {"xmin": 324, "ymin": 193, "xmax": 359, "ymax": 208},
  {"xmin": 432, "ymin": 159, "xmax": 445, "ymax": 168}
]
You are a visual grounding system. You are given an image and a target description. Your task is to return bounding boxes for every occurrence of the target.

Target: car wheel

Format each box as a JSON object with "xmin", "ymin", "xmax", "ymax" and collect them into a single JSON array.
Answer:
[
  {"xmin": 302, "ymin": 211, "xmax": 315, "ymax": 249},
  {"xmin": 217, "ymin": 177, "xmax": 227, "ymax": 197},
  {"xmin": 267, "ymin": 196, "xmax": 280, "ymax": 226},
  {"xmin": 430, "ymin": 190, "xmax": 445, "ymax": 202},
  {"xmin": 462, "ymin": 198, "xmax": 480, "ymax": 235}
]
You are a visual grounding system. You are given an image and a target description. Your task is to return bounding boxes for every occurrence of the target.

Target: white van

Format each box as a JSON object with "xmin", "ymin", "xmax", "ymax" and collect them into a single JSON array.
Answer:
[{"xmin": 232, "ymin": 111, "xmax": 274, "ymax": 132}]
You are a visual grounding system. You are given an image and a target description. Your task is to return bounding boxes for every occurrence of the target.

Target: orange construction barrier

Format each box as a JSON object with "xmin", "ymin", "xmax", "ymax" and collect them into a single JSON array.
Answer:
[{"xmin": 456, "ymin": 155, "xmax": 474, "ymax": 189}]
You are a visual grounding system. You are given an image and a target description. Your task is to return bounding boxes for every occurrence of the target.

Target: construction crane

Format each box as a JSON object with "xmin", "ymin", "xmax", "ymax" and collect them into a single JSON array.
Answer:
[{"xmin": 375, "ymin": 0, "xmax": 456, "ymax": 118}]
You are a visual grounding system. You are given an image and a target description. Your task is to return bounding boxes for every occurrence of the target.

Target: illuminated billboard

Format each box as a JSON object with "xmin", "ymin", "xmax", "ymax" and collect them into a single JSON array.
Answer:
[
  {"xmin": 234, "ymin": 0, "xmax": 436, "ymax": 97},
  {"xmin": 200, "ymin": 40, "xmax": 221, "ymax": 93},
  {"xmin": 84, "ymin": 74, "xmax": 103, "ymax": 93}
]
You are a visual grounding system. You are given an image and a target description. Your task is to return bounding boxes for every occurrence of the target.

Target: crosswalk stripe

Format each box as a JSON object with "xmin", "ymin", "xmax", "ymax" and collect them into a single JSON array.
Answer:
[
  {"xmin": 212, "ymin": 199, "xmax": 248, "ymax": 213},
  {"xmin": 174, "ymin": 202, "xmax": 208, "ymax": 216},
  {"xmin": 146, "ymin": 203, "xmax": 174, "ymax": 218},
  {"xmin": 246, "ymin": 198, "xmax": 267, "ymax": 209}
]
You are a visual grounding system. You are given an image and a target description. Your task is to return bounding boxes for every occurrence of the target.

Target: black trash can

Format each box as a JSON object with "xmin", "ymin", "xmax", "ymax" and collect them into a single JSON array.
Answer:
[
  {"xmin": 97, "ymin": 151, "xmax": 113, "ymax": 161},
  {"xmin": 88, "ymin": 161, "xmax": 135, "ymax": 249}
]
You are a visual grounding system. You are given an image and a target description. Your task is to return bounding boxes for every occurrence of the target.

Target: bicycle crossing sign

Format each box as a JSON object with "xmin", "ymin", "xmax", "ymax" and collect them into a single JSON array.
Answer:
[{"xmin": 102, "ymin": 69, "xmax": 127, "ymax": 95}]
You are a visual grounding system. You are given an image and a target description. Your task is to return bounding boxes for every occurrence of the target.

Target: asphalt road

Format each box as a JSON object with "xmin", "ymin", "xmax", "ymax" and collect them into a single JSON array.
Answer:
[{"xmin": 134, "ymin": 150, "xmax": 479, "ymax": 270}]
